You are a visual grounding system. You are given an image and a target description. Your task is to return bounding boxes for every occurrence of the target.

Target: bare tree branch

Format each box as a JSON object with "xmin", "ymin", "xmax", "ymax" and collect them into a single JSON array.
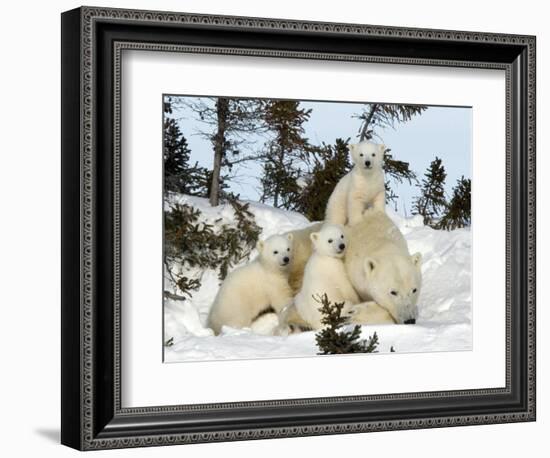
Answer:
[{"xmin": 359, "ymin": 103, "xmax": 379, "ymax": 141}]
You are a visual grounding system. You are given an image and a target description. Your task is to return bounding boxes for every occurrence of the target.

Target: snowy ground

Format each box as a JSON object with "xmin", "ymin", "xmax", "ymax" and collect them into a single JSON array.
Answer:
[{"xmin": 164, "ymin": 195, "xmax": 472, "ymax": 363}]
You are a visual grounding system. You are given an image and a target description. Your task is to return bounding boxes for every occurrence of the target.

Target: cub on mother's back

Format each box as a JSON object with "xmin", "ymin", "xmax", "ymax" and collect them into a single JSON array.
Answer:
[{"xmin": 325, "ymin": 141, "xmax": 386, "ymax": 226}]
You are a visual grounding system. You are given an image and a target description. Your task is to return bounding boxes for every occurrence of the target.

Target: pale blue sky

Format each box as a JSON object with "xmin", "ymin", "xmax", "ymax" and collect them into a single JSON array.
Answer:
[{"xmin": 168, "ymin": 97, "xmax": 471, "ymax": 216}]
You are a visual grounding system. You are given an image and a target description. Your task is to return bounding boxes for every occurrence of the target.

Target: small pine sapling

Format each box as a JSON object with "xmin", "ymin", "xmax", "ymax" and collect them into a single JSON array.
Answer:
[{"xmin": 314, "ymin": 294, "xmax": 380, "ymax": 355}]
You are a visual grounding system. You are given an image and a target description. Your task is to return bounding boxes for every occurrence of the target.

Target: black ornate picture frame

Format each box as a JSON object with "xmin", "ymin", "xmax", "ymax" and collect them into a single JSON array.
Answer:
[{"xmin": 61, "ymin": 6, "xmax": 536, "ymax": 450}]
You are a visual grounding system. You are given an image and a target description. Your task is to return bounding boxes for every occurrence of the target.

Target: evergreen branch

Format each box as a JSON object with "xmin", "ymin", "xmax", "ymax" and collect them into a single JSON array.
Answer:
[{"xmin": 314, "ymin": 294, "xmax": 381, "ymax": 355}]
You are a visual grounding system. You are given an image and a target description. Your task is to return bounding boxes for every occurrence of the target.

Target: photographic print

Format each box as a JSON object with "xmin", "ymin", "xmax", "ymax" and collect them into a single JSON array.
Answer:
[
  {"xmin": 61, "ymin": 8, "xmax": 536, "ymax": 448},
  {"xmin": 163, "ymin": 95, "xmax": 472, "ymax": 363}
]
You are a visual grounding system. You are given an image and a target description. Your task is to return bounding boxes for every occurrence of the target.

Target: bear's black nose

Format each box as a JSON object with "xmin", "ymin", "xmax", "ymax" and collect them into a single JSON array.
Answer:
[
  {"xmin": 339, "ymin": 243, "xmax": 345, "ymax": 250},
  {"xmin": 365, "ymin": 160, "xmax": 371, "ymax": 167},
  {"xmin": 283, "ymin": 256, "xmax": 289, "ymax": 263},
  {"xmin": 404, "ymin": 318, "xmax": 416, "ymax": 325}
]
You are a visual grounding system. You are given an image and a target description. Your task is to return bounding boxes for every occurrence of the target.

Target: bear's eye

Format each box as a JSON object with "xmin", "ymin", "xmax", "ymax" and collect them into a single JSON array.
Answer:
[
  {"xmin": 412, "ymin": 288, "xmax": 417, "ymax": 294},
  {"xmin": 372, "ymin": 153, "xmax": 376, "ymax": 157},
  {"xmin": 287, "ymin": 248, "xmax": 290, "ymax": 252},
  {"xmin": 328, "ymin": 239, "xmax": 333, "ymax": 243},
  {"xmin": 359, "ymin": 153, "xmax": 364, "ymax": 157},
  {"xmin": 341, "ymin": 234, "xmax": 344, "ymax": 239},
  {"xmin": 273, "ymin": 250, "xmax": 278, "ymax": 255},
  {"xmin": 390, "ymin": 290, "xmax": 398, "ymax": 296}
]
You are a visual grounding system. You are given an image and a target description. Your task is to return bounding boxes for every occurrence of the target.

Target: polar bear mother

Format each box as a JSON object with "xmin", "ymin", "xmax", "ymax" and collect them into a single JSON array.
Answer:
[
  {"xmin": 345, "ymin": 210, "xmax": 422, "ymax": 324},
  {"xmin": 286, "ymin": 210, "xmax": 422, "ymax": 325}
]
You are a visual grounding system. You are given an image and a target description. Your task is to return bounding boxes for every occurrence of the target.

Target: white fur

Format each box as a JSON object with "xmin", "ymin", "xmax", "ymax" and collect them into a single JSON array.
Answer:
[
  {"xmin": 294, "ymin": 224, "xmax": 360, "ymax": 330},
  {"xmin": 345, "ymin": 209, "xmax": 422, "ymax": 324},
  {"xmin": 284, "ymin": 222, "xmax": 322, "ymax": 294},
  {"xmin": 250, "ymin": 313, "xmax": 280, "ymax": 335},
  {"xmin": 207, "ymin": 234, "xmax": 294, "ymax": 334},
  {"xmin": 325, "ymin": 141, "xmax": 386, "ymax": 226}
]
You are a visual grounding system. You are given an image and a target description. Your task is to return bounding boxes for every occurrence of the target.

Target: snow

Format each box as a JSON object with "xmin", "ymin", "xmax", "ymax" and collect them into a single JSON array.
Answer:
[{"xmin": 164, "ymin": 195, "xmax": 471, "ymax": 362}]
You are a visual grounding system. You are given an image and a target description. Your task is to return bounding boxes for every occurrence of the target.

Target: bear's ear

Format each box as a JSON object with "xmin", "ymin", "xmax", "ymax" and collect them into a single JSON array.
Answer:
[
  {"xmin": 348, "ymin": 143, "xmax": 356, "ymax": 153},
  {"xmin": 411, "ymin": 252, "xmax": 422, "ymax": 267},
  {"xmin": 379, "ymin": 143, "xmax": 386, "ymax": 154},
  {"xmin": 310, "ymin": 232, "xmax": 319, "ymax": 245},
  {"xmin": 287, "ymin": 233, "xmax": 294, "ymax": 242},
  {"xmin": 364, "ymin": 257, "xmax": 377, "ymax": 274},
  {"xmin": 256, "ymin": 240, "xmax": 264, "ymax": 253}
]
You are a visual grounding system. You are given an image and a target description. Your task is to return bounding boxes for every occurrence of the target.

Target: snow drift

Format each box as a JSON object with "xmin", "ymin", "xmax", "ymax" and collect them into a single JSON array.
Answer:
[{"xmin": 164, "ymin": 194, "xmax": 471, "ymax": 362}]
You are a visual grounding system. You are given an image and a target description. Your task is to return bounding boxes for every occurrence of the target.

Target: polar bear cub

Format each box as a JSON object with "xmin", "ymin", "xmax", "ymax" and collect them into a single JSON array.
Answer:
[
  {"xmin": 325, "ymin": 141, "xmax": 386, "ymax": 226},
  {"xmin": 294, "ymin": 224, "xmax": 360, "ymax": 330},
  {"xmin": 207, "ymin": 233, "xmax": 294, "ymax": 335}
]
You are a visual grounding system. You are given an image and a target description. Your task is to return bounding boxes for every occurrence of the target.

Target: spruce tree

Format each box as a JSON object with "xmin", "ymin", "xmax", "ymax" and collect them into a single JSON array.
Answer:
[
  {"xmin": 383, "ymin": 148, "xmax": 418, "ymax": 209},
  {"xmin": 179, "ymin": 96, "xmax": 266, "ymax": 206},
  {"xmin": 295, "ymin": 138, "xmax": 352, "ymax": 221},
  {"xmin": 413, "ymin": 157, "xmax": 448, "ymax": 226},
  {"xmin": 315, "ymin": 294, "xmax": 380, "ymax": 355},
  {"xmin": 436, "ymin": 177, "xmax": 471, "ymax": 230},
  {"xmin": 260, "ymin": 100, "xmax": 312, "ymax": 210},
  {"xmin": 163, "ymin": 99, "xmax": 209, "ymax": 197},
  {"xmin": 163, "ymin": 116, "xmax": 190, "ymax": 194}
]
